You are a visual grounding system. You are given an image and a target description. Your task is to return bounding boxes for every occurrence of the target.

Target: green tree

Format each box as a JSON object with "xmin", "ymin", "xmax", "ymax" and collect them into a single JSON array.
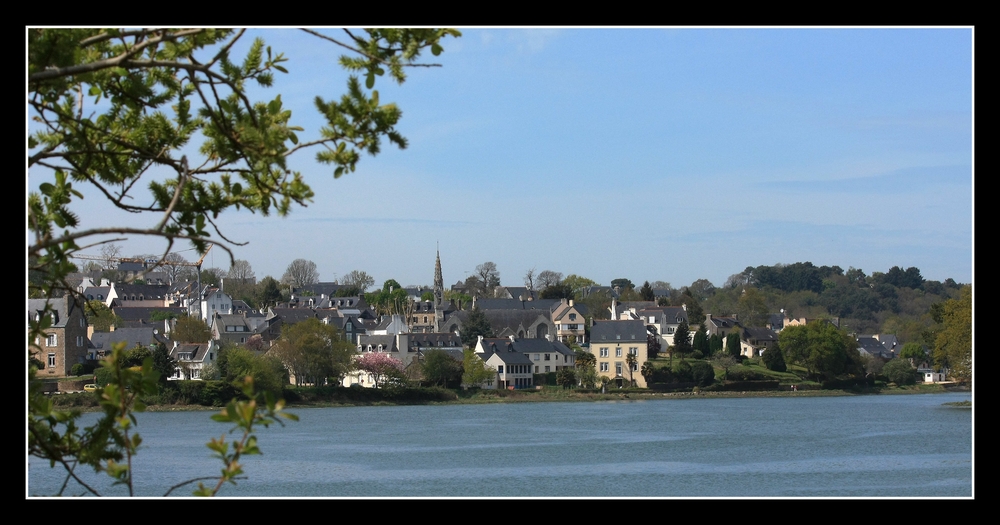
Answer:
[
  {"xmin": 562, "ymin": 274, "xmax": 597, "ymax": 300},
  {"xmin": 172, "ymin": 315, "xmax": 212, "ymax": 343},
  {"xmin": 779, "ymin": 321, "xmax": 861, "ymax": 380},
  {"xmin": 882, "ymin": 358, "xmax": 919, "ymax": 385},
  {"xmin": 736, "ymin": 287, "xmax": 769, "ymax": 327},
  {"xmin": 692, "ymin": 323, "xmax": 709, "ymax": 356},
  {"xmin": 341, "ymin": 270, "xmax": 375, "ymax": 294},
  {"xmin": 725, "ymin": 332, "xmax": 742, "ymax": 357},
  {"xmin": 539, "ymin": 283, "xmax": 574, "ymax": 300},
  {"xmin": 556, "ymin": 367, "xmax": 576, "ymax": 389},
  {"xmin": 761, "ymin": 342, "xmax": 786, "ymax": 372},
  {"xmin": 709, "ymin": 333, "xmax": 724, "ymax": 355},
  {"xmin": 899, "ymin": 342, "xmax": 927, "ymax": 364},
  {"xmin": 85, "ymin": 300, "xmax": 121, "ymax": 331},
  {"xmin": 420, "ymin": 349, "xmax": 463, "ymax": 387},
  {"xmin": 461, "ymin": 349, "xmax": 494, "ymax": 388},
  {"xmin": 269, "ymin": 318, "xmax": 353, "ymax": 387},
  {"xmin": 577, "ymin": 350, "xmax": 599, "ymax": 388},
  {"xmin": 460, "ymin": 306, "xmax": 494, "ymax": 348},
  {"xmin": 933, "ymin": 285, "xmax": 971, "ymax": 382},
  {"xmin": 222, "ymin": 346, "xmax": 287, "ymax": 395},
  {"xmin": 672, "ymin": 321, "xmax": 692, "ymax": 356},
  {"xmin": 254, "ymin": 276, "xmax": 283, "ymax": 309},
  {"xmin": 639, "ymin": 281, "xmax": 655, "ymax": 301},
  {"xmin": 625, "ymin": 352, "xmax": 638, "ymax": 387}
]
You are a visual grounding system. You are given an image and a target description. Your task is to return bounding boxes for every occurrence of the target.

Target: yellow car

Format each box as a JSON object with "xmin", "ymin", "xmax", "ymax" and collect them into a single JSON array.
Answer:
[{"xmin": 83, "ymin": 384, "xmax": 98, "ymax": 392}]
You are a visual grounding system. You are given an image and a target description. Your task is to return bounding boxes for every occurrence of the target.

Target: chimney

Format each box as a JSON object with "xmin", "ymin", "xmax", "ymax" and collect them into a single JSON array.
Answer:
[
  {"xmin": 568, "ymin": 299, "xmax": 574, "ymax": 307},
  {"xmin": 508, "ymin": 335, "xmax": 515, "ymax": 342}
]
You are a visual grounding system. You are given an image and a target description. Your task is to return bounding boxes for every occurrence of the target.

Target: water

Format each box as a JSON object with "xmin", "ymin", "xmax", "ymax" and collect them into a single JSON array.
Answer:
[{"xmin": 28, "ymin": 393, "xmax": 972, "ymax": 497}]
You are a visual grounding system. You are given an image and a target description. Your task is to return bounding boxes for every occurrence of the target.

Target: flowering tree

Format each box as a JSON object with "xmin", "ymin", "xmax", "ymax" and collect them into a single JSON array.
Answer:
[{"xmin": 355, "ymin": 352, "xmax": 404, "ymax": 389}]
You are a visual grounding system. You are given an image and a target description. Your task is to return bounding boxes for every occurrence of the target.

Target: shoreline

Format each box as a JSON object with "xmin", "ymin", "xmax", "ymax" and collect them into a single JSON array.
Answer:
[{"xmin": 131, "ymin": 383, "xmax": 967, "ymax": 412}]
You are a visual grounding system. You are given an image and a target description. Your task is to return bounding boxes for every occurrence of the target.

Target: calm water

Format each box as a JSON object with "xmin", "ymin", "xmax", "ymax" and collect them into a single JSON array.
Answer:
[{"xmin": 28, "ymin": 392, "xmax": 972, "ymax": 498}]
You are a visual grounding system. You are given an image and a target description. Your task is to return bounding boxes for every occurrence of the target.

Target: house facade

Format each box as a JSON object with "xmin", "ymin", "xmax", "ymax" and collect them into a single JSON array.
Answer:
[
  {"xmin": 29, "ymin": 297, "xmax": 90, "ymax": 377},
  {"xmin": 589, "ymin": 320, "xmax": 649, "ymax": 388}
]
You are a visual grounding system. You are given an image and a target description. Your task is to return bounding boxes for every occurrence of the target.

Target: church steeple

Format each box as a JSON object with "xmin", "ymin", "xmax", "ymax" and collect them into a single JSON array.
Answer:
[
  {"xmin": 433, "ymin": 245, "xmax": 445, "ymax": 332},
  {"xmin": 433, "ymin": 245, "xmax": 443, "ymax": 307}
]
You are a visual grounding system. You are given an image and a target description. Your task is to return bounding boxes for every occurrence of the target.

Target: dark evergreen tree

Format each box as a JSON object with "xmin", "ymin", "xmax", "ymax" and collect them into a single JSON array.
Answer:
[
  {"xmin": 460, "ymin": 306, "xmax": 494, "ymax": 348},
  {"xmin": 709, "ymin": 334, "xmax": 724, "ymax": 355},
  {"xmin": 673, "ymin": 322, "xmax": 692, "ymax": 356},
  {"xmin": 726, "ymin": 332, "xmax": 741, "ymax": 357},
  {"xmin": 762, "ymin": 342, "xmax": 786, "ymax": 372},
  {"xmin": 639, "ymin": 281, "xmax": 655, "ymax": 301},
  {"xmin": 692, "ymin": 323, "xmax": 709, "ymax": 356}
]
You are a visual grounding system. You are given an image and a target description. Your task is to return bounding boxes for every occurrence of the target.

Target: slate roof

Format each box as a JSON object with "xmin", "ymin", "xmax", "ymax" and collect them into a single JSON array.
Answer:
[
  {"xmin": 407, "ymin": 333, "xmax": 463, "ymax": 349},
  {"xmin": 857, "ymin": 336, "xmax": 893, "ymax": 359},
  {"xmin": 637, "ymin": 306, "xmax": 688, "ymax": 324},
  {"xmin": 475, "ymin": 298, "xmax": 560, "ymax": 310},
  {"xmin": 29, "ymin": 296, "xmax": 85, "ymax": 327},
  {"xmin": 89, "ymin": 327, "xmax": 169, "ymax": 351},
  {"xmin": 357, "ymin": 334, "xmax": 399, "ymax": 353},
  {"xmin": 741, "ymin": 326, "xmax": 779, "ymax": 343},
  {"xmin": 170, "ymin": 342, "xmax": 213, "ymax": 362},
  {"xmin": 112, "ymin": 306, "xmax": 186, "ymax": 327},
  {"xmin": 480, "ymin": 337, "xmax": 573, "ymax": 357},
  {"xmin": 591, "ymin": 320, "xmax": 646, "ymax": 343}
]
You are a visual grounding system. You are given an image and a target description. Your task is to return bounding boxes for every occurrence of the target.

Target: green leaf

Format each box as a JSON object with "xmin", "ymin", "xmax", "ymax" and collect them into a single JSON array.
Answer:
[{"xmin": 366, "ymin": 72, "xmax": 375, "ymax": 89}]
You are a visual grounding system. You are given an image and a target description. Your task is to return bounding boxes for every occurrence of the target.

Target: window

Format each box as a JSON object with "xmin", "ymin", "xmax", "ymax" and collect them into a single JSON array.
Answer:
[
  {"xmin": 629, "ymin": 347, "xmax": 637, "ymax": 355},
  {"xmin": 544, "ymin": 354, "xmax": 550, "ymax": 361},
  {"xmin": 498, "ymin": 365, "xmax": 504, "ymax": 374},
  {"xmin": 667, "ymin": 327, "xmax": 675, "ymax": 334},
  {"xmin": 534, "ymin": 354, "xmax": 540, "ymax": 361},
  {"xmin": 46, "ymin": 334, "xmax": 57, "ymax": 347},
  {"xmin": 545, "ymin": 366, "xmax": 550, "ymax": 372},
  {"xmin": 600, "ymin": 347, "xmax": 609, "ymax": 357},
  {"xmin": 616, "ymin": 348, "xmax": 622, "ymax": 358},
  {"xmin": 535, "ymin": 366, "xmax": 539, "ymax": 373},
  {"xmin": 48, "ymin": 353, "xmax": 56, "ymax": 367},
  {"xmin": 77, "ymin": 336, "xmax": 84, "ymax": 347},
  {"xmin": 616, "ymin": 362, "xmax": 623, "ymax": 375},
  {"xmin": 600, "ymin": 362, "xmax": 609, "ymax": 372},
  {"xmin": 569, "ymin": 313, "xmax": 577, "ymax": 321}
]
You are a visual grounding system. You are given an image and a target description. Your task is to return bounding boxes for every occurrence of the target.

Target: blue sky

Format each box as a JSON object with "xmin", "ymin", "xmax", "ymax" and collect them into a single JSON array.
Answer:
[{"xmin": 44, "ymin": 27, "xmax": 973, "ymax": 290}]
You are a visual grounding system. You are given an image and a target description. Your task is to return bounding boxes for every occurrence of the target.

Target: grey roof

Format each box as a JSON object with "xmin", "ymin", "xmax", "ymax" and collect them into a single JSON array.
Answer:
[
  {"xmin": 114, "ymin": 283, "xmax": 170, "ymax": 299},
  {"xmin": 741, "ymin": 326, "xmax": 779, "ymax": 343},
  {"xmin": 82, "ymin": 286, "xmax": 112, "ymax": 300},
  {"xmin": 590, "ymin": 320, "xmax": 646, "ymax": 343},
  {"xmin": 637, "ymin": 306, "xmax": 688, "ymax": 324},
  {"xmin": 28, "ymin": 296, "xmax": 84, "ymax": 328},
  {"xmin": 480, "ymin": 337, "xmax": 573, "ymax": 356},
  {"xmin": 475, "ymin": 298, "xmax": 560, "ymax": 311},
  {"xmin": 170, "ymin": 342, "xmax": 213, "ymax": 362},
  {"xmin": 407, "ymin": 333, "xmax": 463, "ymax": 349},
  {"xmin": 90, "ymin": 327, "xmax": 168, "ymax": 350},
  {"xmin": 357, "ymin": 335, "xmax": 399, "ymax": 353},
  {"xmin": 112, "ymin": 306, "xmax": 186, "ymax": 327},
  {"xmin": 857, "ymin": 336, "xmax": 893, "ymax": 359},
  {"xmin": 266, "ymin": 307, "xmax": 320, "ymax": 326},
  {"xmin": 479, "ymin": 342, "xmax": 534, "ymax": 365}
]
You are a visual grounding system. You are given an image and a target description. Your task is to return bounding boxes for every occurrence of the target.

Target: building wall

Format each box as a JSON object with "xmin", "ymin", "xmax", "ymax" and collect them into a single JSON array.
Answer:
[{"xmin": 590, "ymin": 341, "xmax": 648, "ymax": 388}]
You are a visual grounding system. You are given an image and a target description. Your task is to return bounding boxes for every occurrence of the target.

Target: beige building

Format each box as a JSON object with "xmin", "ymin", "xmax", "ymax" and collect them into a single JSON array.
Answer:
[{"xmin": 589, "ymin": 320, "xmax": 649, "ymax": 388}]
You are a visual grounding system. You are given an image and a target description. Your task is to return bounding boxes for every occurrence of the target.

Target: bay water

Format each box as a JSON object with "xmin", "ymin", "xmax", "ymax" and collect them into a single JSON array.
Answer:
[{"xmin": 27, "ymin": 392, "xmax": 972, "ymax": 497}]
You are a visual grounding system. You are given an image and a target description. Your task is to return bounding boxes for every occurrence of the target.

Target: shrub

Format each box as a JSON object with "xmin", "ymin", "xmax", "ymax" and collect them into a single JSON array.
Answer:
[
  {"xmin": 690, "ymin": 360, "xmax": 715, "ymax": 387},
  {"xmin": 882, "ymin": 359, "xmax": 919, "ymax": 385},
  {"xmin": 70, "ymin": 363, "xmax": 85, "ymax": 376}
]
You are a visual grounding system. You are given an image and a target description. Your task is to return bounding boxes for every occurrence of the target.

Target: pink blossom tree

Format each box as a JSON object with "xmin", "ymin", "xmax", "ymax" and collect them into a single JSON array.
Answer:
[{"xmin": 355, "ymin": 353, "xmax": 405, "ymax": 389}]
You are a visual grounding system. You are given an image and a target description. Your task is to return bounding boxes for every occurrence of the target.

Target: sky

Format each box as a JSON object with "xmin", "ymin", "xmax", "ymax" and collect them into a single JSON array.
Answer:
[{"xmin": 34, "ymin": 27, "xmax": 973, "ymax": 290}]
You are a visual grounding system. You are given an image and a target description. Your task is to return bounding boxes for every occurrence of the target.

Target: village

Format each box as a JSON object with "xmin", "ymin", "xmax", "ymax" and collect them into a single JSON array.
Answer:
[{"xmin": 30, "ymin": 247, "xmax": 953, "ymax": 396}]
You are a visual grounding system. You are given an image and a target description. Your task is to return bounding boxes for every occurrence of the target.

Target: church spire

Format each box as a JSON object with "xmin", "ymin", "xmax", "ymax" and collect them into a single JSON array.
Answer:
[{"xmin": 433, "ymin": 245, "xmax": 444, "ymax": 305}]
